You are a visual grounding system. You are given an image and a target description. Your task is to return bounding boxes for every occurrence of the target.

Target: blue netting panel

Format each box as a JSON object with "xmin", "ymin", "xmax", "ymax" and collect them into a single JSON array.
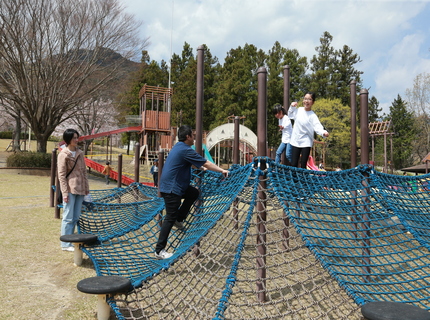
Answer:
[
  {"xmin": 80, "ymin": 164, "xmax": 254, "ymax": 288},
  {"xmin": 107, "ymin": 159, "xmax": 361, "ymax": 320},
  {"xmin": 268, "ymin": 161, "xmax": 430, "ymax": 310},
  {"xmin": 371, "ymin": 171, "xmax": 430, "ymax": 248},
  {"xmin": 75, "ymin": 159, "xmax": 430, "ymax": 319}
]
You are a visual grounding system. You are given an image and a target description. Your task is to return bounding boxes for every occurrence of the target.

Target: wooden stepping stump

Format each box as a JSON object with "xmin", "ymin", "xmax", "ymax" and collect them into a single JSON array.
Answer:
[
  {"xmin": 361, "ymin": 301, "xmax": 430, "ymax": 320},
  {"xmin": 77, "ymin": 276, "xmax": 132, "ymax": 320},
  {"xmin": 60, "ymin": 234, "xmax": 98, "ymax": 266}
]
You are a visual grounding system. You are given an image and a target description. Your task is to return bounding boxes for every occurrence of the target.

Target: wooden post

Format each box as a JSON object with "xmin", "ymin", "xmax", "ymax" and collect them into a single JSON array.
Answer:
[
  {"xmin": 50, "ymin": 149, "xmax": 57, "ymax": 207},
  {"xmin": 256, "ymin": 66, "xmax": 267, "ymax": 302},
  {"xmin": 282, "ymin": 67, "xmax": 290, "ymax": 248},
  {"xmin": 193, "ymin": 44, "xmax": 205, "ymax": 257},
  {"xmin": 134, "ymin": 143, "xmax": 140, "ymax": 183},
  {"xmin": 117, "ymin": 154, "xmax": 123, "ymax": 188},
  {"xmin": 360, "ymin": 89, "xmax": 369, "ymax": 165},
  {"xmin": 233, "ymin": 116, "xmax": 240, "ymax": 229},
  {"xmin": 195, "ymin": 45, "xmax": 204, "ymax": 157},
  {"xmin": 350, "ymin": 80, "xmax": 357, "ymax": 168},
  {"xmin": 157, "ymin": 150, "xmax": 164, "ymax": 227},
  {"xmin": 360, "ymin": 89, "xmax": 371, "ymax": 281},
  {"xmin": 283, "ymin": 65, "xmax": 290, "ymax": 112}
]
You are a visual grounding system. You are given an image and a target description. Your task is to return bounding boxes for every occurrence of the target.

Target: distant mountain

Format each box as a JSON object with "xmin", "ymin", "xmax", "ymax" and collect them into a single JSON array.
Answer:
[{"xmin": 73, "ymin": 47, "xmax": 141, "ymax": 74}]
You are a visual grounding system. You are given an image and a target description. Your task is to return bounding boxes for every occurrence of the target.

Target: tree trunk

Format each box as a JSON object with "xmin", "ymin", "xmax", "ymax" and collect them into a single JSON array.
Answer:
[
  {"xmin": 12, "ymin": 113, "xmax": 21, "ymax": 152},
  {"xmin": 36, "ymin": 137, "xmax": 48, "ymax": 153}
]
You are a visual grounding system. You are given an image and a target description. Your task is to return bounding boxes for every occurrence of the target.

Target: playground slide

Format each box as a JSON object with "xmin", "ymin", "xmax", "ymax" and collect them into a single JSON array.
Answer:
[
  {"xmin": 307, "ymin": 156, "xmax": 319, "ymax": 171},
  {"xmin": 192, "ymin": 144, "xmax": 215, "ymax": 163}
]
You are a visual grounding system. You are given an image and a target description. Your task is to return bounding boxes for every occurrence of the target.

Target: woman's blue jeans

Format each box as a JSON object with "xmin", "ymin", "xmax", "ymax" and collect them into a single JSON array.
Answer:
[
  {"xmin": 61, "ymin": 193, "xmax": 84, "ymax": 248},
  {"xmin": 275, "ymin": 143, "xmax": 292, "ymax": 164}
]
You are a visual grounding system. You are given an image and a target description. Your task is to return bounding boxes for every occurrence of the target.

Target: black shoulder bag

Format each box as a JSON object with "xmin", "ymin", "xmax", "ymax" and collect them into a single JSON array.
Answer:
[{"xmin": 57, "ymin": 155, "xmax": 80, "ymax": 204}]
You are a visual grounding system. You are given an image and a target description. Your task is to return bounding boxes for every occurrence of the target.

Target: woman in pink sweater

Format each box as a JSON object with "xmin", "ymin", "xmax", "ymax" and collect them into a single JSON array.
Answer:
[{"xmin": 57, "ymin": 129, "xmax": 89, "ymax": 251}]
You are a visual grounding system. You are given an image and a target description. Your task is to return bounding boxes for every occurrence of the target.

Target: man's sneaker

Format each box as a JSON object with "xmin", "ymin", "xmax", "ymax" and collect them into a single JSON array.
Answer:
[
  {"xmin": 174, "ymin": 221, "xmax": 185, "ymax": 230},
  {"xmin": 155, "ymin": 249, "xmax": 173, "ymax": 260},
  {"xmin": 62, "ymin": 246, "xmax": 74, "ymax": 252}
]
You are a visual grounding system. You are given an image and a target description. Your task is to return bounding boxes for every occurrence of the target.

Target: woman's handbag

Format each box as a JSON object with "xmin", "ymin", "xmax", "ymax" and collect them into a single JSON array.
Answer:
[{"xmin": 57, "ymin": 155, "xmax": 80, "ymax": 204}]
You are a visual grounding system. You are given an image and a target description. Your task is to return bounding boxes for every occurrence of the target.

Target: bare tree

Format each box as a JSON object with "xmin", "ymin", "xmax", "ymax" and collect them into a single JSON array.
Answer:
[
  {"xmin": 0, "ymin": 97, "xmax": 24, "ymax": 151},
  {"xmin": 0, "ymin": 0, "xmax": 147, "ymax": 152},
  {"xmin": 405, "ymin": 72, "xmax": 430, "ymax": 160},
  {"xmin": 56, "ymin": 97, "xmax": 120, "ymax": 154}
]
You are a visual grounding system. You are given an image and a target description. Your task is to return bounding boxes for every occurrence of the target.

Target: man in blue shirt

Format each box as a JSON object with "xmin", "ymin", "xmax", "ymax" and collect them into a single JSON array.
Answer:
[{"xmin": 155, "ymin": 125, "xmax": 229, "ymax": 259}]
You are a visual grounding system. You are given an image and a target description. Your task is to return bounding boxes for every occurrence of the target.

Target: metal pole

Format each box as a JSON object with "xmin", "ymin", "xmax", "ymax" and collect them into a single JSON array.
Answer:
[
  {"xmin": 195, "ymin": 45, "xmax": 204, "ymax": 157},
  {"xmin": 106, "ymin": 136, "xmax": 109, "ymax": 164},
  {"xmin": 193, "ymin": 45, "xmax": 205, "ymax": 258},
  {"xmin": 390, "ymin": 134, "xmax": 394, "ymax": 174},
  {"xmin": 350, "ymin": 80, "xmax": 357, "ymax": 168},
  {"xmin": 233, "ymin": 116, "xmax": 240, "ymax": 164},
  {"xmin": 256, "ymin": 66, "xmax": 267, "ymax": 302},
  {"xmin": 359, "ymin": 88, "xmax": 371, "ymax": 280},
  {"xmin": 384, "ymin": 133, "xmax": 387, "ymax": 172},
  {"xmin": 360, "ymin": 89, "xmax": 369, "ymax": 164},
  {"xmin": 282, "ymin": 65, "xmax": 291, "ymax": 165},
  {"xmin": 50, "ymin": 149, "xmax": 57, "ymax": 207},
  {"xmin": 117, "ymin": 154, "xmax": 123, "ymax": 188},
  {"xmin": 233, "ymin": 116, "xmax": 240, "ymax": 229},
  {"xmin": 157, "ymin": 150, "xmax": 164, "ymax": 227},
  {"xmin": 134, "ymin": 142, "xmax": 140, "ymax": 183},
  {"xmin": 283, "ymin": 65, "xmax": 290, "ymax": 112}
]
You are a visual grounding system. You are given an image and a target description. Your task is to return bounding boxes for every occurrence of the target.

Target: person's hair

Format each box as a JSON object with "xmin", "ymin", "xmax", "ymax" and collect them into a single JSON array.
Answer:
[
  {"xmin": 272, "ymin": 104, "xmax": 286, "ymax": 115},
  {"xmin": 63, "ymin": 129, "xmax": 79, "ymax": 145},
  {"xmin": 178, "ymin": 125, "xmax": 193, "ymax": 141},
  {"xmin": 106, "ymin": 161, "xmax": 110, "ymax": 165},
  {"xmin": 305, "ymin": 91, "xmax": 316, "ymax": 101}
]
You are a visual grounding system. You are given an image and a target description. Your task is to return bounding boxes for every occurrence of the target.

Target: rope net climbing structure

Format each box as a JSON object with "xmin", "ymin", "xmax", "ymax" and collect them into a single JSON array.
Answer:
[{"xmin": 77, "ymin": 158, "xmax": 430, "ymax": 319}]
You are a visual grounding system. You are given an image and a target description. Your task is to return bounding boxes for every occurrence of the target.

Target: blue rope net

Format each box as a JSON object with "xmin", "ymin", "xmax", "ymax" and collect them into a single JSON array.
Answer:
[{"xmin": 76, "ymin": 158, "xmax": 430, "ymax": 319}]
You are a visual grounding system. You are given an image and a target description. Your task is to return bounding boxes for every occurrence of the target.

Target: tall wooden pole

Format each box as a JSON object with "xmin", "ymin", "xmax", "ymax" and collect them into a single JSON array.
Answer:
[
  {"xmin": 195, "ymin": 45, "xmax": 204, "ymax": 156},
  {"xmin": 350, "ymin": 80, "xmax": 357, "ymax": 168},
  {"xmin": 360, "ymin": 89, "xmax": 369, "ymax": 165},
  {"xmin": 359, "ymin": 88, "xmax": 371, "ymax": 280},
  {"xmin": 117, "ymin": 154, "xmax": 123, "ymax": 188},
  {"xmin": 283, "ymin": 65, "xmax": 290, "ymax": 112},
  {"xmin": 256, "ymin": 66, "xmax": 267, "ymax": 302},
  {"xmin": 233, "ymin": 116, "xmax": 240, "ymax": 164},
  {"xmin": 134, "ymin": 143, "xmax": 140, "ymax": 183}
]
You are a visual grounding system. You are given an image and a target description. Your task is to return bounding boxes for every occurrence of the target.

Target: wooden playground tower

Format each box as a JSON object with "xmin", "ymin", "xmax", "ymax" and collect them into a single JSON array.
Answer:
[
  {"xmin": 369, "ymin": 120, "xmax": 394, "ymax": 173},
  {"xmin": 138, "ymin": 84, "xmax": 174, "ymax": 162}
]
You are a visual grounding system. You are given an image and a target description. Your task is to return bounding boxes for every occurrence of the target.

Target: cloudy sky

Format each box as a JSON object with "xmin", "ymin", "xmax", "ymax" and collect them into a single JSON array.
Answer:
[{"xmin": 121, "ymin": 0, "xmax": 430, "ymax": 115}]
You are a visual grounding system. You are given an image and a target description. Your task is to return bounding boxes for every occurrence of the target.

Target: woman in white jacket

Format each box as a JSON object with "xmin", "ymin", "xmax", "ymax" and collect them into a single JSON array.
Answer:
[{"xmin": 288, "ymin": 92, "xmax": 329, "ymax": 168}]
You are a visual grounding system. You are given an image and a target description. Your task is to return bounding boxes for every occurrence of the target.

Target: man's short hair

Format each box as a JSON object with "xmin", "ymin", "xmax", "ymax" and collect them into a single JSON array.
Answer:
[{"xmin": 178, "ymin": 125, "xmax": 193, "ymax": 141}]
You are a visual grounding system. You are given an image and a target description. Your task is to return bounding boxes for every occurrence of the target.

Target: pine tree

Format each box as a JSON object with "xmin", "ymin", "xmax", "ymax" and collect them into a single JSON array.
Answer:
[
  {"xmin": 389, "ymin": 95, "xmax": 416, "ymax": 169},
  {"xmin": 211, "ymin": 44, "xmax": 266, "ymax": 133},
  {"xmin": 310, "ymin": 31, "xmax": 363, "ymax": 104}
]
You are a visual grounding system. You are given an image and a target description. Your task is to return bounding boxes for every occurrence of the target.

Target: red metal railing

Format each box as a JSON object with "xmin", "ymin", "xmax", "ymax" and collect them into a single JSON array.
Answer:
[{"xmin": 84, "ymin": 158, "xmax": 153, "ymax": 187}]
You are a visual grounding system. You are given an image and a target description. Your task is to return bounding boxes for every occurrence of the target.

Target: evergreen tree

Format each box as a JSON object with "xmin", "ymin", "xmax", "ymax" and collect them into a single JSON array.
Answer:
[
  {"xmin": 310, "ymin": 31, "xmax": 363, "ymax": 105},
  {"xmin": 202, "ymin": 45, "xmax": 222, "ymax": 131},
  {"xmin": 368, "ymin": 96, "xmax": 382, "ymax": 123},
  {"xmin": 212, "ymin": 44, "xmax": 266, "ymax": 133},
  {"xmin": 389, "ymin": 95, "xmax": 416, "ymax": 169},
  {"xmin": 309, "ymin": 32, "xmax": 336, "ymax": 98},
  {"xmin": 170, "ymin": 43, "xmax": 197, "ymax": 128}
]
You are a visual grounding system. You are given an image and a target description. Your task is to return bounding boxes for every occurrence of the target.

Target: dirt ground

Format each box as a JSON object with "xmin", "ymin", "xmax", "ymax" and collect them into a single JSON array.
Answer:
[{"xmin": 0, "ymin": 144, "xmax": 147, "ymax": 320}]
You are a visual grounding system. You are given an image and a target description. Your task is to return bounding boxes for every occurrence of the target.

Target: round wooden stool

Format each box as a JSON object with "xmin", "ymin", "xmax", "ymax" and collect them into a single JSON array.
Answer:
[
  {"xmin": 60, "ymin": 234, "xmax": 98, "ymax": 266},
  {"xmin": 77, "ymin": 276, "xmax": 131, "ymax": 320},
  {"xmin": 361, "ymin": 301, "xmax": 430, "ymax": 320}
]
